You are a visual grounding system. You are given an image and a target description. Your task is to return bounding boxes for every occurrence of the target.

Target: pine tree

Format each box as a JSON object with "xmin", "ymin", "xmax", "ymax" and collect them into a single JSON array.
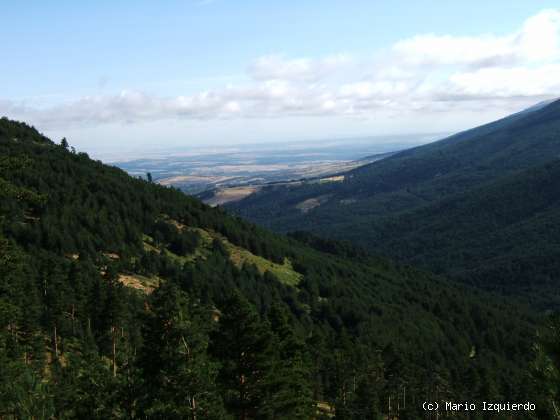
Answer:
[
  {"xmin": 138, "ymin": 282, "xmax": 226, "ymax": 419},
  {"xmin": 532, "ymin": 315, "xmax": 560, "ymax": 419},
  {"xmin": 210, "ymin": 291, "xmax": 273, "ymax": 419},
  {"xmin": 51, "ymin": 339, "xmax": 119, "ymax": 419},
  {"xmin": 7, "ymin": 368, "xmax": 55, "ymax": 419},
  {"xmin": 102, "ymin": 264, "xmax": 126, "ymax": 377},
  {"xmin": 263, "ymin": 304, "xmax": 314, "ymax": 419}
]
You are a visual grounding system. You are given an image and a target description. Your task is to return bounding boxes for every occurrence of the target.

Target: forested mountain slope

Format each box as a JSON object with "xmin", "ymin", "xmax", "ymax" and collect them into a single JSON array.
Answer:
[
  {"xmin": 0, "ymin": 117, "xmax": 547, "ymax": 418},
  {"xmin": 230, "ymin": 99, "xmax": 560, "ymax": 229},
  {"xmin": 346, "ymin": 160, "xmax": 560, "ymax": 307},
  {"xmin": 229, "ymin": 100, "xmax": 560, "ymax": 305}
]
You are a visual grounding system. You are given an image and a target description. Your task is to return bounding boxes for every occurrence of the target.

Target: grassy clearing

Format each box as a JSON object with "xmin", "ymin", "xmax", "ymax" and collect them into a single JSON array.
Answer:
[
  {"xmin": 142, "ymin": 234, "xmax": 160, "ymax": 253},
  {"xmin": 118, "ymin": 273, "xmax": 159, "ymax": 294},
  {"xmin": 144, "ymin": 219, "xmax": 302, "ymax": 287},
  {"xmin": 316, "ymin": 401, "xmax": 335, "ymax": 417},
  {"xmin": 205, "ymin": 186, "xmax": 260, "ymax": 206},
  {"xmin": 223, "ymin": 238, "xmax": 302, "ymax": 287},
  {"xmin": 164, "ymin": 226, "xmax": 214, "ymax": 265}
]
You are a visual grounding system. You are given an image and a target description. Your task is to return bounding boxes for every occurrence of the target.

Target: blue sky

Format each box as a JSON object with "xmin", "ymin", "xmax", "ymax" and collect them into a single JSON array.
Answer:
[{"xmin": 2, "ymin": 1, "xmax": 560, "ymax": 158}]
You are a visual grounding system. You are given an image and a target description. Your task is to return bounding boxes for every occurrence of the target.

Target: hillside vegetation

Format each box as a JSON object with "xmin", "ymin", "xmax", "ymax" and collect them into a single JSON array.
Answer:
[
  {"xmin": 229, "ymin": 99, "xmax": 560, "ymax": 306},
  {"xmin": 356, "ymin": 160, "xmax": 560, "ymax": 306},
  {"xmin": 0, "ymin": 117, "xmax": 550, "ymax": 418}
]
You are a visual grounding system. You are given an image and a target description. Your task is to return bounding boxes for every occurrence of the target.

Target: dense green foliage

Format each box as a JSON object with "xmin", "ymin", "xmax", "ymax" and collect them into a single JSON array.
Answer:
[
  {"xmin": 346, "ymin": 160, "xmax": 560, "ymax": 307},
  {"xmin": 0, "ymin": 117, "xmax": 549, "ymax": 418},
  {"xmin": 229, "ymin": 99, "xmax": 560, "ymax": 307}
]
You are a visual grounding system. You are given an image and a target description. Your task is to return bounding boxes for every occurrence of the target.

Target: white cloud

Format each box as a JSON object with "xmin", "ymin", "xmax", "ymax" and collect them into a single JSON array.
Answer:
[
  {"xmin": 517, "ymin": 9, "xmax": 560, "ymax": 61},
  {"xmin": 391, "ymin": 9, "xmax": 560, "ymax": 67},
  {"xmin": 2, "ymin": 9, "xmax": 560, "ymax": 129},
  {"xmin": 249, "ymin": 54, "xmax": 351, "ymax": 82},
  {"xmin": 444, "ymin": 65, "xmax": 560, "ymax": 99},
  {"xmin": 393, "ymin": 34, "xmax": 517, "ymax": 67}
]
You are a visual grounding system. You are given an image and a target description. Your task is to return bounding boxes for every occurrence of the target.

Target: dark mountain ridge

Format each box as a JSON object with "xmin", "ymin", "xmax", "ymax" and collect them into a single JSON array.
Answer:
[
  {"xmin": 359, "ymin": 159, "xmax": 560, "ymax": 305},
  {"xmin": 228, "ymin": 99, "xmax": 560, "ymax": 306},
  {"xmin": 231, "ymin": 99, "xmax": 560, "ymax": 222}
]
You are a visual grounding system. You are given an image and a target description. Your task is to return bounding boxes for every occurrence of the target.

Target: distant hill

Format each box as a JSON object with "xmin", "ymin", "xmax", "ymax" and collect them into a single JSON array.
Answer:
[
  {"xmin": 0, "ymin": 117, "xmax": 541, "ymax": 416},
  {"xmin": 229, "ymin": 99, "xmax": 560, "ymax": 305},
  {"xmin": 353, "ymin": 160, "xmax": 560, "ymax": 305}
]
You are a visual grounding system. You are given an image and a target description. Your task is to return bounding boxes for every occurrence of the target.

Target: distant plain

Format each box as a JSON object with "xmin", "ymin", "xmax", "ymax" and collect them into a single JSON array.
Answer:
[{"xmin": 114, "ymin": 134, "xmax": 442, "ymax": 204}]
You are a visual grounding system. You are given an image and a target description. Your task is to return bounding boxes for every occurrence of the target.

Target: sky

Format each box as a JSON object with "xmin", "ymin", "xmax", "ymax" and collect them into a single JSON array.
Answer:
[{"xmin": 2, "ymin": 1, "xmax": 560, "ymax": 158}]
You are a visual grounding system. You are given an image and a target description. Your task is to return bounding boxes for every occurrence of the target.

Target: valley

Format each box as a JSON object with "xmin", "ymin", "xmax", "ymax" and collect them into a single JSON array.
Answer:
[
  {"xmin": 228, "ymin": 99, "xmax": 560, "ymax": 307},
  {"xmin": 0, "ymin": 117, "xmax": 543, "ymax": 417},
  {"xmin": 4, "ymin": 3, "xmax": 560, "ymax": 418},
  {"xmin": 113, "ymin": 136, "xmax": 437, "ymax": 204}
]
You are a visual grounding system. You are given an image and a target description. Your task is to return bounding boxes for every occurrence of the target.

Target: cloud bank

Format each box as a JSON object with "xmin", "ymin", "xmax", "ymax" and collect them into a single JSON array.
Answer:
[{"xmin": 2, "ymin": 9, "xmax": 560, "ymax": 129}]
